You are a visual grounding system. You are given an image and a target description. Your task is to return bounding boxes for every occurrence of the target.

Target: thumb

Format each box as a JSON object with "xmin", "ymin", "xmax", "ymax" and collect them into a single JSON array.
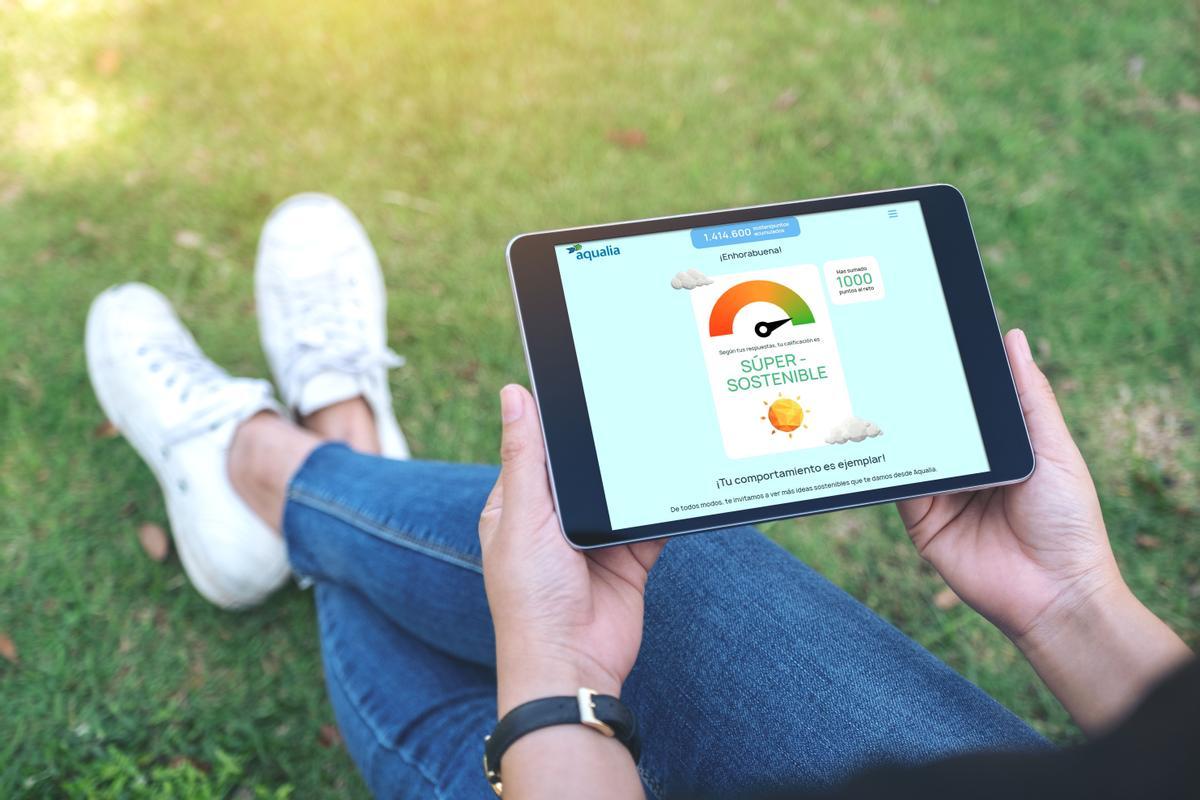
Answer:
[
  {"xmin": 498, "ymin": 384, "xmax": 551, "ymax": 509},
  {"xmin": 1005, "ymin": 329, "xmax": 1077, "ymax": 460}
]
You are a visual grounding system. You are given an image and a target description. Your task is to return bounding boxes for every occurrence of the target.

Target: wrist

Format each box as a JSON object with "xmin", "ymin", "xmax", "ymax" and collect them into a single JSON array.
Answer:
[
  {"xmin": 1013, "ymin": 571, "xmax": 1133, "ymax": 658},
  {"xmin": 1014, "ymin": 575, "xmax": 1192, "ymax": 734},
  {"xmin": 496, "ymin": 646, "xmax": 623, "ymax": 717},
  {"xmin": 491, "ymin": 681, "xmax": 644, "ymax": 800}
]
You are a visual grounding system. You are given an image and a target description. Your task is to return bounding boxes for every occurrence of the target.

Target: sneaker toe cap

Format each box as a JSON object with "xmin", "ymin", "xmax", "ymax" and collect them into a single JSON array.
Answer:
[{"xmin": 259, "ymin": 193, "xmax": 364, "ymax": 257}]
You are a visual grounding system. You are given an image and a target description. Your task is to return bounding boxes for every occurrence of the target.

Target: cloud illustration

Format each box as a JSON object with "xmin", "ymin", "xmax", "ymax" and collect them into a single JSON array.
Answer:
[
  {"xmin": 670, "ymin": 269, "xmax": 714, "ymax": 290},
  {"xmin": 825, "ymin": 417, "xmax": 883, "ymax": 445}
]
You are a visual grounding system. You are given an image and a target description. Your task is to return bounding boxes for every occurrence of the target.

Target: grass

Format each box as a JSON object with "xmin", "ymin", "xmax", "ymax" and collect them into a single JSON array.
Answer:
[{"xmin": 1, "ymin": 0, "xmax": 1198, "ymax": 795}]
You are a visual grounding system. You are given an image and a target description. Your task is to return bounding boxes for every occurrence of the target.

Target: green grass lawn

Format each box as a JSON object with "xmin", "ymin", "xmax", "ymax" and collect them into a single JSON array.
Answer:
[{"xmin": 2, "ymin": 0, "xmax": 1198, "ymax": 795}]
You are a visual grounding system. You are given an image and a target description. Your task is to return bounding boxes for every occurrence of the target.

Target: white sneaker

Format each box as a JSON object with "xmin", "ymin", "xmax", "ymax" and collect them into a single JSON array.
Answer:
[
  {"xmin": 85, "ymin": 283, "xmax": 291, "ymax": 610},
  {"xmin": 255, "ymin": 193, "xmax": 410, "ymax": 459}
]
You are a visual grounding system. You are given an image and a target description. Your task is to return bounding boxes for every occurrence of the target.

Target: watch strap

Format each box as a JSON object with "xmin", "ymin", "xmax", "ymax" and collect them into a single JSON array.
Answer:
[{"xmin": 483, "ymin": 688, "xmax": 640, "ymax": 795}]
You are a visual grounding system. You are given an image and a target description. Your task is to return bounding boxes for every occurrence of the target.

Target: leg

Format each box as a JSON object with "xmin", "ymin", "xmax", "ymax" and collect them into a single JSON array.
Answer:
[
  {"xmin": 237, "ymin": 436, "xmax": 1045, "ymax": 796},
  {"xmin": 285, "ymin": 443, "xmax": 498, "ymax": 666},
  {"xmin": 226, "ymin": 397, "xmax": 391, "ymax": 530},
  {"xmin": 303, "ymin": 396, "xmax": 382, "ymax": 455},
  {"xmin": 230, "ymin": 409, "xmax": 503, "ymax": 796},
  {"xmin": 228, "ymin": 411, "xmax": 498, "ymax": 666},
  {"xmin": 315, "ymin": 581, "xmax": 497, "ymax": 799},
  {"xmin": 624, "ymin": 529, "xmax": 1049, "ymax": 799}
]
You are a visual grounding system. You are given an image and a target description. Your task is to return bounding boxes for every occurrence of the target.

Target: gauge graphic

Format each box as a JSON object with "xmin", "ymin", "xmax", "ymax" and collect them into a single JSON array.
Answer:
[{"xmin": 707, "ymin": 280, "xmax": 816, "ymax": 338}]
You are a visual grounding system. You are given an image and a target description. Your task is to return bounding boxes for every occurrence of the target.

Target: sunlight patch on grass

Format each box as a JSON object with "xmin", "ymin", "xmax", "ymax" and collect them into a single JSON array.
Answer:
[
  {"xmin": 14, "ymin": 78, "xmax": 115, "ymax": 155},
  {"xmin": 3, "ymin": 1, "xmax": 147, "ymax": 163}
]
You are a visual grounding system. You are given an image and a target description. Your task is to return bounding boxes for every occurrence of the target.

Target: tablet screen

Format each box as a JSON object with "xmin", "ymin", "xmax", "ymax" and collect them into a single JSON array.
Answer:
[{"xmin": 554, "ymin": 200, "xmax": 990, "ymax": 531}]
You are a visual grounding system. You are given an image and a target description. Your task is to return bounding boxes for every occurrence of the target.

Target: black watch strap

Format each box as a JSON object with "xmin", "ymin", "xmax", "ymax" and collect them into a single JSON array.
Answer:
[{"xmin": 483, "ymin": 688, "xmax": 640, "ymax": 795}]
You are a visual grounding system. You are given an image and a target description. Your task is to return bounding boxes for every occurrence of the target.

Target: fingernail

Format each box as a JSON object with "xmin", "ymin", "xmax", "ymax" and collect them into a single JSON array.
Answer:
[
  {"xmin": 1012, "ymin": 328, "xmax": 1033, "ymax": 362},
  {"xmin": 500, "ymin": 385, "xmax": 524, "ymax": 423}
]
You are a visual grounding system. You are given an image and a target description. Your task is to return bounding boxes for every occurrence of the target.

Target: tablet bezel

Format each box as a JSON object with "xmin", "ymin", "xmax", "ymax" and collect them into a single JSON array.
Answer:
[{"xmin": 507, "ymin": 184, "xmax": 1033, "ymax": 549}]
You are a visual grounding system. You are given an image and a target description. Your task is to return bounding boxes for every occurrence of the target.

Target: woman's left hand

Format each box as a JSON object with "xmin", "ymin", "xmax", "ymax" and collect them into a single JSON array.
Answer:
[{"xmin": 479, "ymin": 384, "xmax": 665, "ymax": 715}]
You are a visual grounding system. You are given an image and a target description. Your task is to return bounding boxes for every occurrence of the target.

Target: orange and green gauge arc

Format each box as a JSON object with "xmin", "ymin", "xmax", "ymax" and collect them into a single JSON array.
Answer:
[{"xmin": 708, "ymin": 280, "xmax": 815, "ymax": 337}]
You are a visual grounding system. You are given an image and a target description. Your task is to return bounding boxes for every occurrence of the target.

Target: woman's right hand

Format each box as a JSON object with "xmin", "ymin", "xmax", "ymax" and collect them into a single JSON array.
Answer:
[
  {"xmin": 899, "ymin": 328, "xmax": 1190, "ymax": 733},
  {"xmin": 898, "ymin": 328, "xmax": 1118, "ymax": 644}
]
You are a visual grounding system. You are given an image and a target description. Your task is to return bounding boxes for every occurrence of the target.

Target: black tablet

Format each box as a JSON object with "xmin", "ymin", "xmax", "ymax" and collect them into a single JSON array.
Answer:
[{"xmin": 506, "ymin": 184, "xmax": 1033, "ymax": 549}]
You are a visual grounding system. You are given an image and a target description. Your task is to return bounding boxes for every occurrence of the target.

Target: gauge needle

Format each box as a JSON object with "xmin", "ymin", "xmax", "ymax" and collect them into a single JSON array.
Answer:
[{"xmin": 754, "ymin": 317, "xmax": 792, "ymax": 338}]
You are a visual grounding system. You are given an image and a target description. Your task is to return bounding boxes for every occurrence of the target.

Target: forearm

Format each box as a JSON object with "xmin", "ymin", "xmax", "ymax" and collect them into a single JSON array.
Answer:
[
  {"xmin": 495, "ymin": 652, "xmax": 644, "ymax": 800},
  {"xmin": 1015, "ymin": 580, "xmax": 1192, "ymax": 736}
]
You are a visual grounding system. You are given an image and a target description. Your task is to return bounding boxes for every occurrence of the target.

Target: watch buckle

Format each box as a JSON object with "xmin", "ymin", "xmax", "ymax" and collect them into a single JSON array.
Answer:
[
  {"xmin": 577, "ymin": 687, "xmax": 615, "ymax": 737},
  {"xmin": 483, "ymin": 735, "xmax": 502, "ymax": 796}
]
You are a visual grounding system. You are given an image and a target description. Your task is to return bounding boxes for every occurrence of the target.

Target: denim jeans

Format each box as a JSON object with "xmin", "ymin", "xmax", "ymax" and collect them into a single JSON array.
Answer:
[{"xmin": 283, "ymin": 444, "xmax": 1045, "ymax": 799}]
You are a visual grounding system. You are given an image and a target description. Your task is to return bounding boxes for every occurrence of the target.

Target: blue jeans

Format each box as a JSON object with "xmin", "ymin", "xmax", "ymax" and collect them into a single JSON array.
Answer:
[{"xmin": 283, "ymin": 444, "xmax": 1045, "ymax": 799}]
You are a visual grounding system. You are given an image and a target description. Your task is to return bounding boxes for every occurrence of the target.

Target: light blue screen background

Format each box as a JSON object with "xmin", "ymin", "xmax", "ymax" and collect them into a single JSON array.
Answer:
[{"xmin": 556, "ymin": 201, "xmax": 989, "ymax": 530}]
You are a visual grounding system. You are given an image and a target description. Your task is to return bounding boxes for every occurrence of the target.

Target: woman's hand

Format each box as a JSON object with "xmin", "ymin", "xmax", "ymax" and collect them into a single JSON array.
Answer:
[
  {"xmin": 899, "ymin": 328, "xmax": 1190, "ymax": 732},
  {"xmin": 479, "ymin": 385, "xmax": 658, "ymax": 799},
  {"xmin": 479, "ymin": 384, "xmax": 664, "ymax": 715},
  {"xmin": 898, "ymin": 328, "xmax": 1118, "ymax": 641}
]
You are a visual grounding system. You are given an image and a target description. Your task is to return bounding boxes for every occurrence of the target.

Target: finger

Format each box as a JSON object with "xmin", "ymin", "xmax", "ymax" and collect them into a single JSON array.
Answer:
[
  {"xmin": 896, "ymin": 495, "xmax": 933, "ymax": 531},
  {"xmin": 1004, "ymin": 329, "xmax": 1078, "ymax": 460},
  {"xmin": 628, "ymin": 538, "xmax": 666, "ymax": 575},
  {"xmin": 498, "ymin": 384, "xmax": 552, "ymax": 510},
  {"xmin": 588, "ymin": 537, "xmax": 666, "ymax": 588},
  {"xmin": 900, "ymin": 329, "xmax": 1068, "ymax": 542}
]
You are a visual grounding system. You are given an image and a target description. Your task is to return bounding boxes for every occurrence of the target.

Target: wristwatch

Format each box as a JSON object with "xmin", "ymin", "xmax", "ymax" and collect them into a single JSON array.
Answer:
[{"xmin": 483, "ymin": 687, "xmax": 641, "ymax": 795}]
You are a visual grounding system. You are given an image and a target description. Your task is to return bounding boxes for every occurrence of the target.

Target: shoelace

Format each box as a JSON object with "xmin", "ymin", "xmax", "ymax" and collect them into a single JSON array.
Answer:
[
  {"xmin": 279, "ymin": 267, "xmax": 405, "ymax": 398},
  {"xmin": 138, "ymin": 337, "xmax": 226, "ymax": 405},
  {"xmin": 137, "ymin": 337, "xmax": 265, "ymax": 450}
]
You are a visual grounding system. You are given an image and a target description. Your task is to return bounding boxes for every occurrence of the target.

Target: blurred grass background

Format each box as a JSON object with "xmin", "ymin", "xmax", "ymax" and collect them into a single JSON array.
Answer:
[{"xmin": 1, "ymin": 0, "xmax": 1198, "ymax": 795}]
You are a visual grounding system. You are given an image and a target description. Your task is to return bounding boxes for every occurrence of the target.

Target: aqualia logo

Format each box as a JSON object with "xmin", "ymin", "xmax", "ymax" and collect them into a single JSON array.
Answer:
[{"xmin": 564, "ymin": 243, "xmax": 621, "ymax": 261}]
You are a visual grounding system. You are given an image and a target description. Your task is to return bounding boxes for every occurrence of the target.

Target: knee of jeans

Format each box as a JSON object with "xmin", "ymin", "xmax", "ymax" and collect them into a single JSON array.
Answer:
[
  {"xmin": 643, "ymin": 525, "xmax": 858, "ymax": 643},
  {"xmin": 654, "ymin": 525, "xmax": 812, "ymax": 583}
]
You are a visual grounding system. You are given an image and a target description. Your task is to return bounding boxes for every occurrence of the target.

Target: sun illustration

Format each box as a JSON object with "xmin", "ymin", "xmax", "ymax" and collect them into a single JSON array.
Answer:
[{"xmin": 762, "ymin": 394, "xmax": 811, "ymax": 438}]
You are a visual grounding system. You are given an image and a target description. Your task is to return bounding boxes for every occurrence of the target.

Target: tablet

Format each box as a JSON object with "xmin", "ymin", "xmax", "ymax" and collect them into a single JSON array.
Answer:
[{"xmin": 507, "ymin": 184, "xmax": 1033, "ymax": 549}]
